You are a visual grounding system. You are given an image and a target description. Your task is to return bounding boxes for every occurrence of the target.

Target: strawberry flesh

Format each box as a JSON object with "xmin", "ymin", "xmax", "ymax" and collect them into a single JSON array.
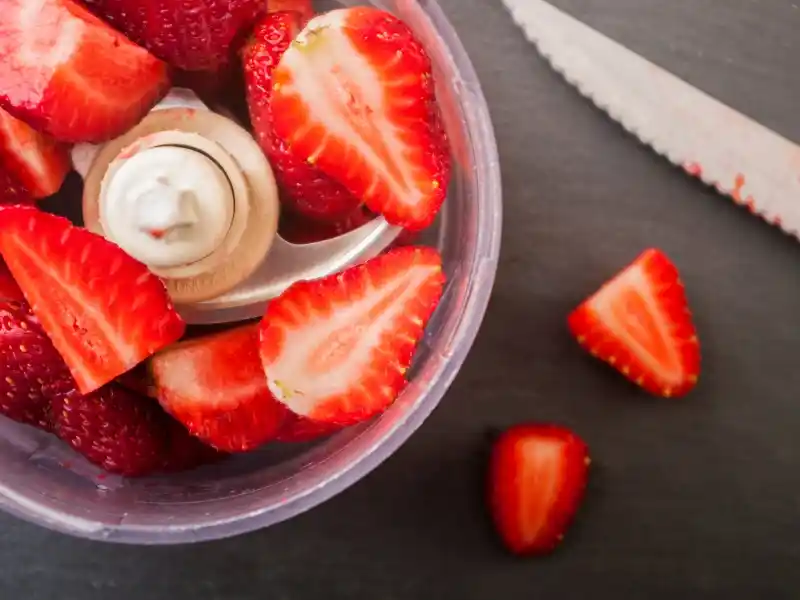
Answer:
[
  {"xmin": 270, "ymin": 7, "xmax": 451, "ymax": 231},
  {"xmin": 259, "ymin": 246, "xmax": 445, "ymax": 425},
  {"xmin": 243, "ymin": 10, "xmax": 363, "ymax": 222},
  {"xmin": 0, "ymin": 107, "xmax": 70, "ymax": 201},
  {"xmin": 150, "ymin": 324, "xmax": 288, "ymax": 453},
  {"xmin": 0, "ymin": 206, "xmax": 186, "ymax": 394},
  {"xmin": 81, "ymin": 0, "xmax": 266, "ymax": 72},
  {"xmin": 267, "ymin": 0, "xmax": 314, "ymax": 26},
  {"xmin": 488, "ymin": 424, "xmax": 590, "ymax": 556},
  {"xmin": 568, "ymin": 248, "xmax": 701, "ymax": 398},
  {"xmin": 275, "ymin": 413, "xmax": 341, "ymax": 443},
  {"xmin": 0, "ymin": 0, "xmax": 169, "ymax": 143}
]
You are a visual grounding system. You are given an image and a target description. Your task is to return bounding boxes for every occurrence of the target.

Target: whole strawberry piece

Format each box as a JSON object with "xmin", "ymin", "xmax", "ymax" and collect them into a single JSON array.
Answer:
[
  {"xmin": 81, "ymin": 0, "xmax": 266, "ymax": 72},
  {"xmin": 568, "ymin": 248, "xmax": 701, "ymax": 398},
  {"xmin": 271, "ymin": 7, "xmax": 452, "ymax": 231},
  {"xmin": 242, "ymin": 10, "xmax": 363, "ymax": 222},
  {"xmin": 260, "ymin": 246, "xmax": 445, "ymax": 425},
  {"xmin": 0, "ymin": 269, "xmax": 76, "ymax": 431},
  {"xmin": 0, "ymin": 206, "xmax": 186, "ymax": 394},
  {"xmin": 489, "ymin": 424, "xmax": 590, "ymax": 556},
  {"xmin": 150, "ymin": 324, "xmax": 288, "ymax": 453},
  {"xmin": 0, "ymin": 0, "xmax": 169, "ymax": 143},
  {"xmin": 0, "ymin": 107, "xmax": 70, "ymax": 202}
]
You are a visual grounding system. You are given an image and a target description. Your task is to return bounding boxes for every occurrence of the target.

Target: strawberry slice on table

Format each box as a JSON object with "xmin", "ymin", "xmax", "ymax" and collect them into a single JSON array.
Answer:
[
  {"xmin": 242, "ymin": 10, "xmax": 363, "ymax": 222},
  {"xmin": 259, "ymin": 246, "xmax": 445, "ymax": 425},
  {"xmin": 0, "ymin": 0, "xmax": 169, "ymax": 143},
  {"xmin": 150, "ymin": 324, "xmax": 288, "ymax": 453},
  {"xmin": 488, "ymin": 424, "xmax": 590, "ymax": 556},
  {"xmin": 0, "ymin": 107, "xmax": 70, "ymax": 201},
  {"xmin": 1, "ymin": 272, "xmax": 77, "ymax": 432},
  {"xmin": 0, "ymin": 206, "xmax": 186, "ymax": 395},
  {"xmin": 568, "ymin": 248, "xmax": 701, "ymax": 398},
  {"xmin": 80, "ymin": 0, "xmax": 266, "ymax": 72},
  {"xmin": 270, "ymin": 7, "xmax": 452, "ymax": 231}
]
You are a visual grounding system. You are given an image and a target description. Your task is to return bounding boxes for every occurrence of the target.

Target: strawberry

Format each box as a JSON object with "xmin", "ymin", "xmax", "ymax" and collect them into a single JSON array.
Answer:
[
  {"xmin": 267, "ymin": 0, "xmax": 314, "ymax": 25},
  {"xmin": 1, "ymin": 291, "xmax": 77, "ymax": 432},
  {"xmin": 150, "ymin": 324, "xmax": 288, "ymax": 453},
  {"xmin": 0, "ymin": 260, "xmax": 24, "ymax": 302},
  {"xmin": 0, "ymin": 0, "xmax": 169, "ymax": 143},
  {"xmin": 0, "ymin": 107, "xmax": 70, "ymax": 201},
  {"xmin": 568, "ymin": 249, "xmax": 701, "ymax": 398},
  {"xmin": 160, "ymin": 419, "xmax": 227, "ymax": 472},
  {"xmin": 81, "ymin": 0, "xmax": 266, "ymax": 72},
  {"xmin": 488, "ymin": 424, "xmax": 590, "ymax": 556},
  {"xmin": 259, "ymin": 246, "xmax": 445, "ymax": 425},
  {"xmin": 270, "ymin": 7, "xmax": 452, "ymax": 231},
  {"xmin": 242, "ymin": 10, "xmax": 362, "ymax": 222},
  {"xmin": 275, "ymin": 413, "xmax": 341, "ymax": 443},
  {"xmin": 0, "ymin": 206, "xmax": 186, "ymax": 394}
]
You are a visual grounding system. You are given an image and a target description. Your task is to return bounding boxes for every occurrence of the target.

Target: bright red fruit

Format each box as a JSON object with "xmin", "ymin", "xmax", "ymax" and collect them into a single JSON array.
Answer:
[
  {"xmin": 568, "ymin": 249, "xmax": 701, "ymax": 398},
  {"xmin": 81, "ymin": 0, "xmax": 266, "ymax": 72},
  {"xmin": 150, "ymin": 324, "xmax": 288, "ymax": 453},
  {"xmin": 270, "ymin": 7, "xmax": 451, "ymax": 231},
  {"xmin": 489, "ymin": 424, "xmax": 590, "ymax": 556},
  {"xmin": 274, "ymin": 413, "xmax": 341, "ymax": 443},
  {"xmin": 242, "ymin": 11, "xmax": 362, "ymax": 222},
  {"xmin": 0, "ymin": 0, "xmax": 169, "ymax": 143},
  {"xmin": 0, "ymin": 107, "xmax": 70, "ymax": 201},
  {"xmin": 259, "ymin": 246, "xmax": 445, "ymax": 425},
  {"xmin": 0, "ymin": 206, "xmax": 186, "ymax": 394},
  {"xmin": 160, "ymin": 419, "xmax": 227, "ymax": 472},
  {"xmin": 267, "ymin": 0, "xmax": 314, "ymax": 25}
]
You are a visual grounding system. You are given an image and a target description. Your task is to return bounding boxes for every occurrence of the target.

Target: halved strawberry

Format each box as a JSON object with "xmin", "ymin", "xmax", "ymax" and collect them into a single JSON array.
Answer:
[
  {"xmin": 0, "ymin": 107, "xmax": 70, "ymax": 201},
  {"xmin": 488, "ymin": 424, "xmax": 590, "ymax": 556},
  {"xmin": 267, "ymin": 0, "xmax": 314, "ymax": 25},
  {"xmin": 274, "ymin": 413, "xmax": 341, "ymax": 443},
  {"xmin": 568, "ymin": 249, "xmax": 701, "ymax": 398},
  {"xmin": 259, "ymin": 246, "xmax": 445, "ymax": 425},
  {"xmin": 0, "ymin": 260, "xmax": 24, "ymax": 302},
  {"xmin": 0, "ymin": 0, "xmax": 169, "ymax": 143},
  {"xmin": 270, "ymin": 7, "xmax": 451, "ymax": 231},
  {"xmin": 150, "ymin": 324, "xmax": 288, "ymax": 453},
  {"xmin": 242, "ymin": 10, "xmax": 363, "ymax": 221},
  {"xmin": 0, "ymin": 206, "xmax": 186, "ymax": 394}
]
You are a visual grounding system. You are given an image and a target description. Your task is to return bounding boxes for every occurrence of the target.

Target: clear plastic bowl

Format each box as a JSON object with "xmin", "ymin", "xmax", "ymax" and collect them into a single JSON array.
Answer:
[{"xmin": 0, "ymin": 0, "xmax": 502, "ymax": 543}]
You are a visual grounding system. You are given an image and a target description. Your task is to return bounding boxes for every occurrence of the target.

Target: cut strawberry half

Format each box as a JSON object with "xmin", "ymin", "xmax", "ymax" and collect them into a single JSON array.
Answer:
[
  {"xmin": 0, "ymin": 0, "xmax": 169, "ymax": 143},
  {"xmin": 0, "ymin": 107, "xmax": 70, "ymax": 200},
  {"xmin": 270, "ymin": 7, "xmax": 452, "ymax": 231},
  {"xmin": 150, "ymin": 324, "xmax": 288, "ymax": 453},
  {"xmin": 0, "ymin": 206, "xmax": 186, "ymax": 394},
  {"xmin": 568, "ymin": 248, "xmax": 701, "ymax": 398},
  {"xmin": 0, "ymin": 260, "xmax": 24, "ymax": 302},
  {"xmin": 259, "ymin": 246, "xmax": 445, "ymax": 425},
  {"xmin": 488, "ymin": 424, "xmax": 590, "ymax": 556},
  {"xmin": 274, "ymin": 413, "xmax": 341, "ymax": 443},
  {"xmin": 242, "ymin": 10, "xmax": 363, "ymax": 221}
]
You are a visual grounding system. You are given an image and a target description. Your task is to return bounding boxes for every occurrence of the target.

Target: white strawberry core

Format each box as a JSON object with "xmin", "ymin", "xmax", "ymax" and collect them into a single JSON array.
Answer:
[
  {"xmin": 281, "ymin": 10, "xmax": 426, "ymax": 209},
  {"xmin": 18, "ymin": 0, "xmax": 81, "ymax": 73},
  {"xmin": 265, "ymin": 262, "xmax": 437, "ymax": 416}
]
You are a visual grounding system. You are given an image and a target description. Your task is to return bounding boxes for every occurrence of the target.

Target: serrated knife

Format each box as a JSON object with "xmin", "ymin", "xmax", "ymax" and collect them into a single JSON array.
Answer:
[{"xmin": 501, "ymin": 0, "xmax": 800, "ymax": 239}]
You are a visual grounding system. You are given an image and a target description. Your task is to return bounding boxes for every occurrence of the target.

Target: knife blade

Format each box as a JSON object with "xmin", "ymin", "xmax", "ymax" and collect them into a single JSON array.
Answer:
[{"xmin": 501, "ymin": 0, "xmax": 800, "ymax": 239}]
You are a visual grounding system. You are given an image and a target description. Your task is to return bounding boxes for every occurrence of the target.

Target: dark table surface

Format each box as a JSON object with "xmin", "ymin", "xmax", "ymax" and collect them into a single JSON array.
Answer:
[{"xmin": 3, "ymin": 0, "xmax": 800, "ymax": 598}]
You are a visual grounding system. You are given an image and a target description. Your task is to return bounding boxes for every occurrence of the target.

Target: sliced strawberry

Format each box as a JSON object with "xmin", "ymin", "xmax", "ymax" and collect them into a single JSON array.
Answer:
[
  {"xmin": 0, "ymin": 107, "xmax": 70, "ymax": 200},
  {"xmin": 275, "ymin": 413, "xmax": 341, "ymax": 443},
  {"xmin": 259, "ymin": 246, "xmax": 445, "ymax": 425},
  {"xmin": 1, "ymin": 170, "xmax": 33, "ymax": 205},
  {"xmin": 0, "ymin": 206, "xmax": 186, "ymax": 394},
  {"xmin": 160, "ymin": 419, "xmax": 228, "ymax": 472},
  {"xmin": 568, "ymin": 249, "xmax": 701, "ymax": 398},
  {"xmin": 0, "ymin": 0, "xmax": 169, "ymax": 143},
  {"xmin": 81, "ymin": 0, "xmax": 266, "ymax": 72},
  {"xmin": 270, "ymin": 7, "xmax": 451, "ymax": 231},
  {"xmin": 150, "ymin": 324, "xmax": 288, "ymax": 453},
  {"xmin": 242, "ymin": 10, "xmax": 362, "ymax": 222},
  {"xmin": 0, "ymin": 260, "xmax": 24, "ymax": 302},
  {"xmin": 489, "ymin": 424, "xmax": 590, "ymax": 556},
  {"xmin": 267, "ymin": 0, "xmax": 314, "ymax": 25}
]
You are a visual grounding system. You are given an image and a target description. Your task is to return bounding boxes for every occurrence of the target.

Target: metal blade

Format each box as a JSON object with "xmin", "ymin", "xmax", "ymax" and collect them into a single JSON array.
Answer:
[{"xmin": 501, "ymin": 0, "xmax": 800, "ymax": 239}]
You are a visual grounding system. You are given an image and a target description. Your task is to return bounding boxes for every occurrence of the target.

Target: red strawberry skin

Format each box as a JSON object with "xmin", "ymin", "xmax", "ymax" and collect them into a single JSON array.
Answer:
[
  {"xmin": 270, "ymin": 7, "xmax": 452, "ymax": 231},
  {"xmin": 150, "ymin": 324, "xmax": 288, "ymax": 453},
  {"xmin": 568, "ymin": 248, "xmax": 700, "ymax": 398},
  {"xmin": 0, "ymin": 107, "xmax": 70, "ymax": 200},
  {"xmin": 0, "ymin": 206, "xmax": 186, "ymax": 394},
  {"xmin": 489, "ymin": 424, "xmax": 590, "ymax": 556},
  {"xmin": 259, "ymin": 246, "xmax": 445, "ymax": 425},
  {"xmin": 242, "ymin": 11, "xmax": 363, "ymax": 222},
  {"xmin": 0, "ymin": 0, "xmax": 169, "ymax": 143},
  {"xmin": 267, "ymin": 0, "xmax": 314, "ymax": 25},
  {"xmin": 81, "ymin": 0, "xmax": 266, "ymax": 72},
  {"xmin": 160, "ymin": 419, "xmax": 227, "ymax": 472},
  {"xmin": 275, "ymin": 413, "xmax": 341, "ymax": 443}
]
